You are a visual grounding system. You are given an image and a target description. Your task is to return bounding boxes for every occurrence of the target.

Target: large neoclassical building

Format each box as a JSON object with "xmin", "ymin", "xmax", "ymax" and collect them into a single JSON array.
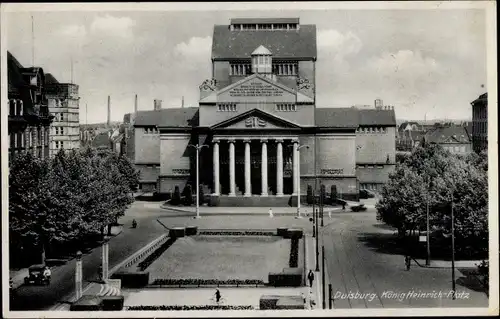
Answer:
[{"xmin": 128, "ymin": 18, "xmax": 396, "ymax": 204}]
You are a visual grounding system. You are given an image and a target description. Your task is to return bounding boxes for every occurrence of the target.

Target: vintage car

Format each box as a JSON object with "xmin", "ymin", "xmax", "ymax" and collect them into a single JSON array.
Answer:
[
  {"xmin": 24, "ymin": 264, "xmax": 50, "ymax": 286},
  {"xmin": 350, "ymin": 204, "xmax": 368, "ymax": 212}
]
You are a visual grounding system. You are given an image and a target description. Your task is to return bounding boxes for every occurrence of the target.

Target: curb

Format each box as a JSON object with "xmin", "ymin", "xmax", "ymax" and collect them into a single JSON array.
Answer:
[
  {"xmin": 413, "ymin": 258, "xmax": 482, "ymax": 269},
  {"xmin": 160, "ymin": 205, "xmax": 343, "ymax": 216}
]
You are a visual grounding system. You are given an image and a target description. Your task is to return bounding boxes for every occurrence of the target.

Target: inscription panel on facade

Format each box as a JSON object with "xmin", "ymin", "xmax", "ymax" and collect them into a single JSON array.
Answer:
[
  {"xmin": 321, "ymin": 168, "xmax": 344, "ymax": 175},
  {"xmin": 172, "ymin": 168, "xmax": 190, "ymax": 175},
  {"xmin": 229, "ymin": 81, "xmax": 284, "ymax": 97}
]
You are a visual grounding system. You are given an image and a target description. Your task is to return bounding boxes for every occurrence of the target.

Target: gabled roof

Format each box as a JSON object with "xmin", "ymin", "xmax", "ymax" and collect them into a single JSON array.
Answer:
[
  {"xmin": 45, "ymin": 73, "xmax": 59, "ymax": 84},
  {"xmin": 358, "ymin": 109, "xmax": 396, "ymax": 126},
  {"xmin": 471, "ymin": 92, "xmax": 487, "ymax": 105},
  {"xmin": 424, "ymin": 126, "xmax": 471, "ymax": 144},
  {"xmin": 134, "ymin": 107, "xmax": 199, "ymax": 128},
  {"xmin": 252, "ymin": 45, "xmax": 272, "ymax": 55},
  {"xmin": 210, "ymin": 108, "xmax": 301, "ymax": 129},
  {"xmin": 212, "ymin": 24, "xmax": 317, "ymax": 60}
]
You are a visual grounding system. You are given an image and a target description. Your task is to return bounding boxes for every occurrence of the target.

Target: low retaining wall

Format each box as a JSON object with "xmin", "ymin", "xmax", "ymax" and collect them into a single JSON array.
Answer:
[{"xmin": 121, "ymin": 234, "xmax": 170, "ymax": 269}]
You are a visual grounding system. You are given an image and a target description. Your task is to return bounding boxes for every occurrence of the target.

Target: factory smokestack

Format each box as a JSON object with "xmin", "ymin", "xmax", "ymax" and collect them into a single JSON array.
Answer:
[
  {"xmin": 134, "ymin": 94, "xmax": 138, "ymax": 114},
  {"xmin": 107, "ymin": 95, "xmax": 111, "ymax": 126},
  {"xmin": 154, "ymin": 99, "xmax": 162, "ymax": 110},
  {"xmin": 182, "ymin": 96, "xmax": 184, "ymax": 108}
]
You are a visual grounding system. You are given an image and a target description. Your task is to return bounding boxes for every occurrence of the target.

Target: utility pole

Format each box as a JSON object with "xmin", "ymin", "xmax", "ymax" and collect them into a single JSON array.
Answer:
[
  {"xmin": 188, "ymin": 144, "xmax": 208, "ymax": 218},
  {"xmin": 322, "ymin": 245, "xmax": 326, "ymax": 309},
  {"xmin": 451, "ymin": 193, "xmax": 456, "ymax": 300},
  {"xmin": 426, "ymin": 177, "xmax": 431, "ymax": 266}
]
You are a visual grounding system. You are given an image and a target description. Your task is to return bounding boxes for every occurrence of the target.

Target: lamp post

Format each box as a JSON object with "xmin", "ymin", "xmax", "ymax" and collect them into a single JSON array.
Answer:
[
  {"xmin": 188, "ymin": 143, "xmax": 209, "ymax": 219},
  {"xmin": 426, "ymin": 177, "xmax": 432, "ymax": 266},
  {"xmin": 75, "ymin": 251, "xmax": 83, "ymax": 300},
  {"xmin": 450, "ymin": 191, "xmax": 456, "ymax": 300},
  {"xmin": 289, "ymin": 143, "xmax": 309, "ymax": 218}
]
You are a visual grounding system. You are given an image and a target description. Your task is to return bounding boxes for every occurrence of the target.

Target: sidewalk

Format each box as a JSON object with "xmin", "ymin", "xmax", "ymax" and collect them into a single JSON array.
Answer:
[
  {"xmin": 413, "ymin": 258, "xmax": 482, "ymax": 269},
  {"xmin": 304, "ymin": 234, "xmax": 331, "ymax": 310},
  {"xmin": 161, "ymin": 205, "xmax": 343, "ymax": 216}
]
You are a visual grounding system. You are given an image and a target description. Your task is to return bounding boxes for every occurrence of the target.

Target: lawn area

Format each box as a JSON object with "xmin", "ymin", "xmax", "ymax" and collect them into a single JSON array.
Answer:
[
  {"xmin": 157, "ymin": 215, "xmax": 312, "ymax": 231},
  {"xmin": 146, "ymin": 235, "xmax": 290, "ymax": 282}
]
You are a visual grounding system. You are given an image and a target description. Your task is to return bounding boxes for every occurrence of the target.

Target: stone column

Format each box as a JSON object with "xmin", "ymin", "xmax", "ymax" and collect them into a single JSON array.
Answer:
[
  {"xmin": 276, "ymin": 139, "xmax": 284, "ymax": 196},
  {"xmin": 228, "ymin": 139, "xmax": 236, "ymax": 196},
  {"xmin": 40, "ymin": 127, "xmax": 45, "ymax": 160},
  {"xmin": 213, "ymin": 139, "xmax": 220, "ymax": 195},
  {"xmin": 32, "ymin": 127, "xmax": 38, "ymax": 157},
  {"xmin": 244, "ymin": 139, "xmax": 251, "ymax": 196},
  {"xmin": 261, "ymin": 138, "xmax": 268, "ymax": 196},
  {"xmin": 292, "ymin": 139, "xmax": 299, "ymax": 195}
]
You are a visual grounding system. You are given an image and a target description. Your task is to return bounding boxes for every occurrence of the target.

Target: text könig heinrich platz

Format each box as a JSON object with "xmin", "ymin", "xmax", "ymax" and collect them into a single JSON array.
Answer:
[{"xmin": 128, "ymin": 18, "xmax": 396, "ymax": 205}]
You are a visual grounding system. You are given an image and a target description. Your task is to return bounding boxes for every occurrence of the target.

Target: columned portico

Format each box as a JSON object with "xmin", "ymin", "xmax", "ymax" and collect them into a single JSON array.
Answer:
[
  {"xmin": 292, "ymin": 139, "xmax": 299, "ymax": 195},
  {"xmin": 213, "ymin": 139, "xmax": 220, "ymax": 195},
  {"xmin": 244, "ymin": 139, "xmax": 251, "ymax": 196},
  {"xmin": 261, "ymin": 139, "xmax": 268, "ymax": 196},
  {"xmin": 276, "ymin": 139, "xmax": 284, "ymax": 196},
  {"xmin": 212, "ymin": 136, "xmax": 297, "ymax": 196},
  {"xmin": 228, "ymin": 139, "xmax": 236, "ymax": 196}
]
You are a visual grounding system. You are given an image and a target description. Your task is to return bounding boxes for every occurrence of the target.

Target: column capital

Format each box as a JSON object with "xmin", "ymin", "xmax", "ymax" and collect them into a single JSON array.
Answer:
[
  {"xmin": 243, "ymin": 138, "xmax": 252, "ymax": 143},
  {"xmin": 260, "ymin": 138, "xmax": 268, "ymax": 143},
  {"xmin": 275, "ymin": 138, "xmax": 284, "ymax": 143},
  {"xmin": 227, "ymin": 138, "xmax": 236, "ymax": 143},
  {"xmin": 213, "ymin": 138, "xmax": 220, "ymax": 144},
  {"xmin": 291, "ymin": 138, "xmax": 299, "ymax": 144}
]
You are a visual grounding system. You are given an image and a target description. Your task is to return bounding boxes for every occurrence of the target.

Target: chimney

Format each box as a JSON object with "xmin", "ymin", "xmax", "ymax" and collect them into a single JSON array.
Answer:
[
  {"xmin": 181, "ymin": 96, "xmax": 184, "ymax": 108},
  {"xmin": 134, "ymin": 94, "xmax": 138, "ymax": 114},
  {"xmin": 107, "ymin": 95, "xmax": 111, "ymax": 126},
  {"xmin": 154, "ymin": 99, "xmax": 162, "ymax": 110}
]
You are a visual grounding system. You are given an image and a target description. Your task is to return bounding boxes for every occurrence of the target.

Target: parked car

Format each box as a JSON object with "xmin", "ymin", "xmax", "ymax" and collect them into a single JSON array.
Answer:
[
  {"xmin": 351, "ymin": 204, "xmax": 367, "ymax": 212},
  {"xmin": 24, "ymin": 264, "xmax": 50, "ymax": 286},
  {"xmin": 359, "ymin": 189, "xmax": 376, "ymax": 199}
]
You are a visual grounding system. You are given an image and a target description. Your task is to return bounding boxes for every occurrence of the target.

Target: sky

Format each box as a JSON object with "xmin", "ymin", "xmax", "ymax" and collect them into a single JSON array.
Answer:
[{"xmin": 4, "ymin": 4, "xmax": 489, "ymax": 124}]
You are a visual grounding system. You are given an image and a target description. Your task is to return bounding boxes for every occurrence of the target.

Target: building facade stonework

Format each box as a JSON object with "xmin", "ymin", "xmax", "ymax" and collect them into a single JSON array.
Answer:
[
  {"xmin": 130, "ymin": 18, "xmax": 396, "ymax": 200},
  {"xmin": 45, "ymin": 74, "xmax": 80, "ymax": 156}
]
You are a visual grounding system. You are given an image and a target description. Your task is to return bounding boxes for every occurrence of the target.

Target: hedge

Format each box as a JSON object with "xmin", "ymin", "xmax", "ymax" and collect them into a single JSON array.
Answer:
[
  {"xmin": 268, "ymin": 267, "xmax": 303, "ymax": 287},
  {"xmin": 276, "ymin": 227, "xmax": 288, "ymax": 237},
  {"xmin": 198, "ymin": 231, "xmax": 275, "ymax": 236},
  {"xmin": 208, "ymin": 195, "xmax": 220, "ymax": 207},
  {"xmin": 151, "ymin": 279, "xmax": 265, "ymax": 287},
  {"xmin": 185, "ymin": 226, "xmax": 198, "ymax": 236},
  {"xmin": 101, "ymin": 296, "xmax": 124, "ymax": 311},
  {"xmin": 128, "ymin": 305, "xmax": 254, "ymax": 310},
  {"xmin": 289, "ymin": 238, "xmax": 299, "ymax": 268},
  {"xmin": 169, "ymin": 227, "xmax": 185, "ymax": 238},
  {"xmin": 111, "ymin": 271, "xmax": 150, "ymax": 288}
]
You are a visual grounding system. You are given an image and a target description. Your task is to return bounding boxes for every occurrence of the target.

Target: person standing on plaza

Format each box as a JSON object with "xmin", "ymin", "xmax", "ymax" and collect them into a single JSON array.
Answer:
[
  {"xmin": 215, "ymin": 289, "xmax": 222, "ymax": 304},
  {"xmin": 405, "ymin": 255, "xmax": 411, "ymax": 271},
  {"xmin": 307, "ymin": 269, "xmax": 315, "ymax": 288},
  {"xmin": 269, "ymin": 208, "xmax": 273, "ymax": 218}
]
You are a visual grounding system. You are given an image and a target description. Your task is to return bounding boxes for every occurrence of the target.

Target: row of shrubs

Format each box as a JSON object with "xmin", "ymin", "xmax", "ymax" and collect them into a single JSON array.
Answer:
[
  {"xmin": 199, "ymin": 231, "xmax": 275, "ymax": 236},
  {"xmin": 268, "ymin": 267, "xmax": 303, "ymax": 287},
  {"xmin": 127, "ymin": 305, "xmax": 254, "ymax": 311},
  {"xmin": 289, "ymin": 238, "xmax": 299, "ymax": 268},
  {"xmin": 169, "ymin": 185, "xmax": 205, "ymax": 206},
  {"xmin": 151, "ymin": 279, "xmax": 265, "ymax": 286}
]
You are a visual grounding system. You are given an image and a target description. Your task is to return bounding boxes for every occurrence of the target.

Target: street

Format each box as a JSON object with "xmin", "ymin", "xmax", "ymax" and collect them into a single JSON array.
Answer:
[
  {"xmin": 10, "ymin": 202, "xmax": 488, "ymax": 310},
  {"xmin": 321, "ymin": 209, "xmax": 488, "ymax": 308},
  {"xmin": 10, "ymin": 201, "xmax": 171, "ymax": 311}
]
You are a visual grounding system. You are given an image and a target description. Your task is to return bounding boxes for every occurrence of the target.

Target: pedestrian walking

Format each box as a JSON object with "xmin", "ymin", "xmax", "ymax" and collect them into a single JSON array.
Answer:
[
  {"xmin": 309, "ymin": 289, "xmax": 315, "ymax": 308},
  {"xmin": 328, "ymin": 210, "xmax": 331, "ymax": 218},
  {"xmin": 307, "ymin": 269, "xmax": 315, "ymax": 288},
  {"xmin": 268, "ymin": 208, "xmax": 273, "ymax": 218},
  {"xmin": 405, "ymin": 255, "xmax": 411, "ymax": 271}
]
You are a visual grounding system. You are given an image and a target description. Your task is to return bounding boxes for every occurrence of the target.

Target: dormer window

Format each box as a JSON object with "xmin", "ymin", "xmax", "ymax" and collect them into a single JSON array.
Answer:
[{"xmin": 251, "ymin": 45, "xmax": 272, "ymax": 75}]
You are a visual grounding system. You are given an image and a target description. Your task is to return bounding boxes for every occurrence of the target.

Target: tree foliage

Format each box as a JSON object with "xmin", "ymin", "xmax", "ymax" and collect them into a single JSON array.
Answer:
[
  {"xmin": 9, "ymin": 147, "xmax": 137, "ymax": 261},
  {"xmin": 376, "ymin": 144, "xmax": 488, "ymax": 254}
]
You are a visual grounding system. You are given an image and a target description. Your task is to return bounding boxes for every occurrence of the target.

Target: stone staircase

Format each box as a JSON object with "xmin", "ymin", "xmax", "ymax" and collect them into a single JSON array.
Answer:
[{"xmin": 218, "ymin": 195, "xmax": 291, "ymax": 207}]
